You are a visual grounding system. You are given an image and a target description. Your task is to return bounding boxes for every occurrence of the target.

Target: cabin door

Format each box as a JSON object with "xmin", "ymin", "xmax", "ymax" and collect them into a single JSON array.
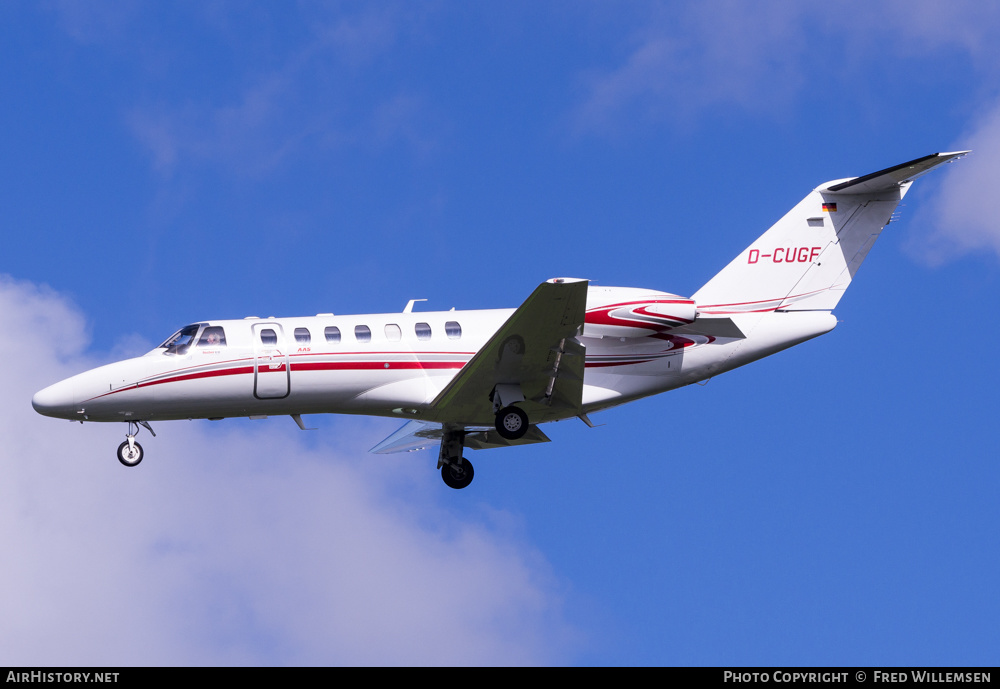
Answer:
[{"xmin": 252, "ymin": 323, "xmax": 290, "ymax": 399}]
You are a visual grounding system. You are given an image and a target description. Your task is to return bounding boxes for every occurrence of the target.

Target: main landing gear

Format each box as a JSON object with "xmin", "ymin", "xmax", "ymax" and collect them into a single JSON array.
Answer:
[
  {"xmin": 438, "ymin": 427, "xmax": 474, "ymax": 489},
  {"xmin": 495, "ymin": 405, "xmax": 528, "ymax": 440},
  {"xmin": 117, "ymin": 420, "xmax": 154, "ymax": 467},
  {"xmin": 490, "ymin": 383, "xmax": 530, "ymax": 441},
  {"xmin": 441, "ymin": 458, "xmax": 474, "ymax": 489}
]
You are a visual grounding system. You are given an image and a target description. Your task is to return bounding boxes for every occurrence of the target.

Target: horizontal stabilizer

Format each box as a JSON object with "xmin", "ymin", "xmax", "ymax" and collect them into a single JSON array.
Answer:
[
  {"xmin": 672, "ymin": 316, "xmax": 745, "ymax": 339},
  {"xmin": 824, "ymin": 151, "xmax": 968, "ymax": 195}
]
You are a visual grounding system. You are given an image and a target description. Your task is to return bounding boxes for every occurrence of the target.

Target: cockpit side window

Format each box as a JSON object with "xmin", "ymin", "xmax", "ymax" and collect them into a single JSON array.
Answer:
[
  {"xmin": 197, "ymin": 326, "xmax": 227, "ymax": 348},
  {"xmin": 158, "ymin": 324, "xmax": 201, "ymax": 355}
]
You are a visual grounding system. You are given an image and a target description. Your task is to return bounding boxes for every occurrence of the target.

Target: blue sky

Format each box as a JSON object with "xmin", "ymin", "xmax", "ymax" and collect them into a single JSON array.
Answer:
[{"xmin": 2, "ymin": 1, "xmax": 998, "ymax": 666}]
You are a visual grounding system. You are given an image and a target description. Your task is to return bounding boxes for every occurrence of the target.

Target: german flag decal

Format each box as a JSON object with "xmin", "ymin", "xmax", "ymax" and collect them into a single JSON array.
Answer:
[{"xmin": 822, "ymin": 202, "xmax": 837, "ymax": 212}]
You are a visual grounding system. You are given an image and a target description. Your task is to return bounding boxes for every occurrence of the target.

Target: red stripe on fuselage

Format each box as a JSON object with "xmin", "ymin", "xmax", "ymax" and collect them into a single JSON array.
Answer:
[
  {"xmin": 290, "ymin": 361, "xmax": 466, "ymax": 372},
  {"xmin": 85, "ymin": 357, "xmax": 470, "ymax": 401}
]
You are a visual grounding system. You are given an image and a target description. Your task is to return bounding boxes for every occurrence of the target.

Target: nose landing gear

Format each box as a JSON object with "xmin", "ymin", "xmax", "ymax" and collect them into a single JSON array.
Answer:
[
  {"xmin": 117, "ymin": 438, "xmax": 143, "ymax": 467},
  {"xmin": 117, "ymin": 420, "xmax": 154, "ymax": 467}
]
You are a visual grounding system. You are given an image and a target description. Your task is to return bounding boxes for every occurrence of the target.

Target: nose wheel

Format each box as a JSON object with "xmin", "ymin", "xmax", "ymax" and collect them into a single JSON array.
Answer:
[
  {"xmin": 117, "ymin": 439, "xmax": 143, "ymax": 467},
  {"xmin": 117, "ymin": 420, "xmax": 153, "ymax": 467}
]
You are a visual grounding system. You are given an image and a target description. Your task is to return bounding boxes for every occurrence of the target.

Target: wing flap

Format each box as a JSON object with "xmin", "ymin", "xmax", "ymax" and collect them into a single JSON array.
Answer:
[
  {"xmin": 369, "ymin": 419, "xmax": 551, "ymax": 454},
  {"xmin": 465, "ymin": 425, "xmax": 551, "ymax": 450},
  {"xmin": 369, "ymin": 419, "xmax": 442, "ymax": 454}
]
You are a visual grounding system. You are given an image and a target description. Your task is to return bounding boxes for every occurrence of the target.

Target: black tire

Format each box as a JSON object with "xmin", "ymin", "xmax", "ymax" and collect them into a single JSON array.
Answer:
[
  {"xmin": 117, "ymin": 440, "xmax": 143, "ymax": 467},
  {"xmin": 441, "ymin": 457, "xmax": 474, "ymax": 489},
  {"xmin": 495, "ymin": 405, "xmax": 528, "ymax": 440}
]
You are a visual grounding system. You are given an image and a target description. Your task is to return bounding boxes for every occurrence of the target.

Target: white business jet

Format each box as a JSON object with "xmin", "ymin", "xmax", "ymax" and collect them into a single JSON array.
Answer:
[{"xmin": 33, "ymin": 151, "xmax": 966, "ymax": 488}]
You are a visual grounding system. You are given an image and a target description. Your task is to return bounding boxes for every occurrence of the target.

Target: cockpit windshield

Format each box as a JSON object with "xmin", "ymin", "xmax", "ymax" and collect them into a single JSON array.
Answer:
[{"xmin": 157, "ymin": 324, "xmax": 203, "ymax": 355}]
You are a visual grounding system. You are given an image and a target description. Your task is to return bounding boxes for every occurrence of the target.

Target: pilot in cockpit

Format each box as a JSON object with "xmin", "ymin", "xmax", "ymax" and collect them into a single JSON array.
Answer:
[{"xmin": 198, "ymin": 326, "xmax": 226, "ymax": 348}]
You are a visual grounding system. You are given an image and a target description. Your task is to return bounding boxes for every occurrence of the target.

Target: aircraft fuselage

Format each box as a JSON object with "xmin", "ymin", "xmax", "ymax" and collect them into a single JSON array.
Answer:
[{"xmin": 32, "ymin": 290, "xmax": 835, "ymax": 427}]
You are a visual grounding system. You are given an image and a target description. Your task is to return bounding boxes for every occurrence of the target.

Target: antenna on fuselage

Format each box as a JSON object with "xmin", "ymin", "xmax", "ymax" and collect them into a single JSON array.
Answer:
[{"xmin": 403, "ymin": 299, "xmax": 427, "ymax": 313}]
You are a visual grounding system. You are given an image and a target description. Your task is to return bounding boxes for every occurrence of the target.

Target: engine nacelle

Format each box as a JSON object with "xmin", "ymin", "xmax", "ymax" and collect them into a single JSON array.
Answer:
[{"xmin": 583, "ymin": 286, "xmax": 697, "ymax": 338}]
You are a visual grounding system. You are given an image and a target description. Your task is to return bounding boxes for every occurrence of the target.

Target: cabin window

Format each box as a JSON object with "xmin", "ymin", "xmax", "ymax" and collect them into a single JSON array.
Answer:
[
  {"xmin": 324, "ymin": 326, "xmax": 341, "ymax": 343},
  {"xmin": 260, "ymin": 329, "xmax": 278, "ymax": 346},
  {"xmin": 415, "ymin": 322, "xmax": 432, "ymax": 341},
  {"xmin": 294, "ymin": 327, "xmax": 311, "ymax": 344},
  {"xmin": 158, "ymin": 324, "xmax": 201, "ymax": 356},
  {"xmin": 385, "ymin": 324, "xmax": 402, "ymax": 342},
  {"xmin": 197, "ymin": 326, "xmax": 227, "ymax": 348},
  {"xmin": 355, "ymin": 325, "xmax": 371, "ymax": 343},
  {"xmin": 445, "ymin": 321, "xmax": 462, "ymax": 340}
]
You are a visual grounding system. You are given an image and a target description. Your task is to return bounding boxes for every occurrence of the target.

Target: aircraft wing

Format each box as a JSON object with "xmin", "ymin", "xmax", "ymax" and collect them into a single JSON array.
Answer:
[
  {"xmin": 370, "ymin": 419, "xmax": 551, "ymax": 454},
  {"xmin": 426, "ymin": 278, "xmax": 589, "ymax": 426}
]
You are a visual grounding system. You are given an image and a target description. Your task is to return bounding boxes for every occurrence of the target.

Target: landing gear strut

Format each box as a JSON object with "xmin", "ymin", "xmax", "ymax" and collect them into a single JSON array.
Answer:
[{"xmin": 117, "ymin": 420, "xmax": 153, "ymax": 467}]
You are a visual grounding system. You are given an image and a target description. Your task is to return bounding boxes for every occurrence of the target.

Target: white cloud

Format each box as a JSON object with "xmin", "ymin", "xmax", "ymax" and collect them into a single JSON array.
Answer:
[
  {"xmin": 574, "ymin": 1, "xmax": 810, "ymax": 132},
  {"xmin": 127, "ymin": 73, "xmax": 301, "ymax": 177},
  {"xmin": 48, "ymin": 0, "xmax": 141, "ymax": 46},
  {"xmin": 881, "ymin": 0, "xmax": 1000, "ymax": 58},
  {"xmin": 120, "ymin": 5, "xmax": 438, "ymax": 177},
  {"xmin": 572, "ymin": 1, "xmax": 1000, "ymax": 134},
  {"xmin": 910, "ymin": 104, "xmax": 1000, "ymax": 264},
  {"xmin": 0, "ymin": 276, "xmax": 578, "ymax": 665}
]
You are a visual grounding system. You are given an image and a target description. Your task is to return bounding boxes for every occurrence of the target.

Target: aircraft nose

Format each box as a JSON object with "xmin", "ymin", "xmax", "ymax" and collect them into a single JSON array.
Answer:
[{"xmin": 32, "ymin": 379, "xmax": 77, "ymax": 418}]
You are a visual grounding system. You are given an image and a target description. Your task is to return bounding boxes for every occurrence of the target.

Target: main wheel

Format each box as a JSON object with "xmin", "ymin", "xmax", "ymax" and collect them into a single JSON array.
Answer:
[
  {"xmin": 117, "ymin": 440, "xmax": 143, "ymax": 467},
  {"xmin": 441, "ymin": 457, "xmax": 475, "ymax": 489},
  {"xmin": 495, "ymin": 405, "xmax": 528, "ymax": 440}
]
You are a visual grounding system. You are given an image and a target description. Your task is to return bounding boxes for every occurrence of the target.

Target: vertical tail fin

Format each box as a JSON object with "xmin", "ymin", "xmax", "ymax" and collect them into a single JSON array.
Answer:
[{"xmin": 692, "ymin": 152, "xmax": 968, "ymax": 314}]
